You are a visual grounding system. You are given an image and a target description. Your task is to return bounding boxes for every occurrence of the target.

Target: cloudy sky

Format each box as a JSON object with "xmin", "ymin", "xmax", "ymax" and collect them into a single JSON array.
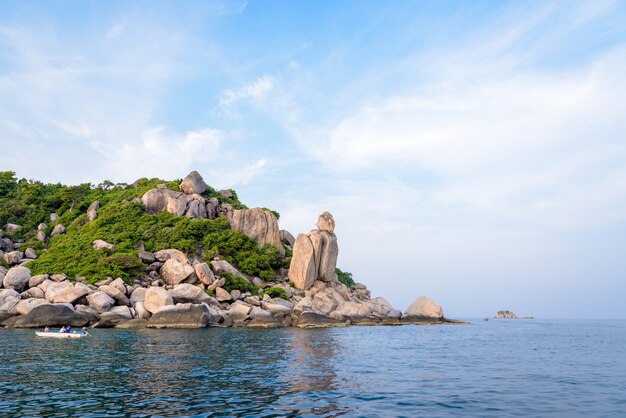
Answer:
[{"xmin": 1, "ymin": 0, "xmax": 625, "ymax": 318}]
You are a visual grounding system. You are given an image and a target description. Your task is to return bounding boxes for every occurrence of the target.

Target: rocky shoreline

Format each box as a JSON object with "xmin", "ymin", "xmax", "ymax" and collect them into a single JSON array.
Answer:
[{"xmin": 0, "ymin": 171, "xmax": 459, "ymax": 330}]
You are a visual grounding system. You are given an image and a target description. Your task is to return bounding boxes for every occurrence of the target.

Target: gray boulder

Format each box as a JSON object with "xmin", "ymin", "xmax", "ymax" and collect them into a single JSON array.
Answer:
[
  {"xmin": 53, "ymin": 286, "xmax": 89, "ymax": 304},
  {"xmin": 24, "ymin": 248, "xmax": 37, "ymax": 259},
  {"xmin": 228, "ymin": 208, "xmax": 284, "ymax": 256},
  {"xmin": 160, "ymin": 258, "xmax": 195, "ymax": 286},
  {"xmin": 6, "ymin": 304, "xmax": 88, "ymax": 328},
  {"xmin": 402, "ymin": 296, "xmax": 444, "ymax": 320},
  {"xmin": 179, "ymin": 171, "xmax": 208, "ymax": 195},
  {"xmin": 144, "ymin": 287, "xmax": 173, "ymax": 314},
  {"xmin": 194, "ymin": 262, "xmax": 215, "ymax": 285},
  {"xmin": 87, "ymin": 200, "xmax": 99, "ymax": 221},
  {"xmin": 3, "ymin": 251, "xmax": 23, "ymax": 265},
  {"xmin": 86, "ymin": 291, "xmax": 115, "ymax": 314},
  {"xmin": 3, "ymin": 266, "xmax": 31, "ymax": 292},
  {"xmin": 51, "ymin": 224, "xmax": 66, "ymax": 237},
  {"xmin": 148, "ymin": 303, "xmax": 210, "ymax": 328},
  {"xmin": 170, "ymin": 284, "xmax": 210, "ymax": 304},
  {"xmin": 92, "ymin": 240, "xmax": 115, "ymax": 252}
]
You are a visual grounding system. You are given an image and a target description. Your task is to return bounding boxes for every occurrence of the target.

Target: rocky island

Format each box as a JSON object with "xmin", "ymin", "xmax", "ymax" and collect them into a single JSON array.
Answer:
[
  {"xmin": 494, "ymin": 310, "xmax": 534, "ymax": 319},
  {"xmin": 0, "ymin": 171, "xmax": 457, "ymax": 329}
]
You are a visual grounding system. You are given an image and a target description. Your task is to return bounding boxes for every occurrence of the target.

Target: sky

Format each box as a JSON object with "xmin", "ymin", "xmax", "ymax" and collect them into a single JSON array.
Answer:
[{"xmin": 1, "ymin": 0, "xmax": 625, "ymax": 319}]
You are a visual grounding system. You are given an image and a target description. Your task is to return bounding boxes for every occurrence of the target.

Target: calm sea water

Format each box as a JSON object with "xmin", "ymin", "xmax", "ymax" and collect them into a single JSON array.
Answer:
[{"xmin": 1, "ymin": 319, "xmax": 625, "ymax": 417}]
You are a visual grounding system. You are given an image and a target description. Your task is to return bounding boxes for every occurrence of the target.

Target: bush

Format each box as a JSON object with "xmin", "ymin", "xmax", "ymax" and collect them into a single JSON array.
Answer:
[
  {"xmin": 261, "ymin": 287, "xmax": 288, "ymax": 300},
  {"xmin": 335, "ymin": 268, "xmax": 355, "ymax": 287},
  {"xmin": 220, "ymin": 272, "xmax": 258, "ymax": 294}
]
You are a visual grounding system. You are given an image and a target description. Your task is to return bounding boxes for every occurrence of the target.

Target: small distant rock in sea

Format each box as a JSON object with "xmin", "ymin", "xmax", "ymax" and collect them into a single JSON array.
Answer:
[{"xmin": 494, "ymin": 310, "xmax": 533, "ymax": 319}]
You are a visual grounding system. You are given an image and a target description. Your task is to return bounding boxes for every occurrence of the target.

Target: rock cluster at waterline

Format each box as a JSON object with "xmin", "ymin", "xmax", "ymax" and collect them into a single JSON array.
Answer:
[{"xmin": 0, "ymin": 171, "xmax": 454, "ymax": 329}]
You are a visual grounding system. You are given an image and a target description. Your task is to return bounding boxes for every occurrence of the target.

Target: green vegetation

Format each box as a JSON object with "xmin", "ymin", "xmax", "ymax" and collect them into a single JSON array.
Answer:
[
  {"xmin": 260, "ymin": 286, "xmax": 289, "ymax": 300},
  {"xmin": 0, "ymin": 171, "xmax": 284, "ymax": 285},
  {"xmin": 220, "ymin": 272, "xmax": 258, "ymax": 294},
  {"xmin": 335, "ymin": 268, "xmax": 356, "ymax": 287}
]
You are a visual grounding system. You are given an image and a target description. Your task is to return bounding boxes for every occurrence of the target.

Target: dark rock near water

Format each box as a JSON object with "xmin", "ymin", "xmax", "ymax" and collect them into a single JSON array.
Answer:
[{"xmin": 5, "ymin": 304, "xmax": 88, "ymax": 328}]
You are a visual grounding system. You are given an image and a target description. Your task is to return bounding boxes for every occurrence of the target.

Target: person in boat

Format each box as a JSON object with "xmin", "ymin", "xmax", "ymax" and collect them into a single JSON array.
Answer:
[
  {"xmin": 59, "ymin": 326, "xmax": 66, "ymax": 333},
  {"xmin": 82, "ymin": 327, "xmax": 90, "ymax": 336},
  {"xmin": 44, "ymin": 326, "xmax": 49, "ymax": 332}
]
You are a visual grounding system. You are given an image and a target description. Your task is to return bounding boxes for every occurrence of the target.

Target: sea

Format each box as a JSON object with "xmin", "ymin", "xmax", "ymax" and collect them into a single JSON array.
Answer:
[{"xmin": 1, "ymin": 319, "xmax": 625, "ymax": 417}]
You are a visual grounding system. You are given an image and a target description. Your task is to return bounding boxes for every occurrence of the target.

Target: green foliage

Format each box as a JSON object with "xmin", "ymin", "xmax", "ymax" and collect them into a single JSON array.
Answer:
[
  {"xmin": 220, "ymin": 272, "xmax": 258, "ymax": 294},
  {"xmin": 204, "ymin": 289, "xmax": 214, "ymax": 297},
  {"xmin": 260, "ymin": 287, "xmax": 288, "ymax": 300},
  {"xmin": 0, "ymin": 171, "xmax": 18, "ymax": 197},
  {"xmin": 335, "ymin": 268, "xmax": 356, "ymax": 288},
  {"xmin": 2, "ymin": 174, "xmax": 286, "ymax": 285}
]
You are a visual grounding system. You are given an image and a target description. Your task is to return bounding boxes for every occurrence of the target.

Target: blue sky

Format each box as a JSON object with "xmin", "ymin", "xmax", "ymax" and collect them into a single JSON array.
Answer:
[{"xmin": 1, "ymin": 0, "xmax": 625, "ymax": 318}]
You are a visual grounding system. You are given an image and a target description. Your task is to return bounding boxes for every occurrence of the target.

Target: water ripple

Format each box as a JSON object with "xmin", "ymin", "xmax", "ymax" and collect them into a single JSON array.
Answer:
[{"xmin": 1, "ymin": 320, "xmax": 626, "ymax": 416}]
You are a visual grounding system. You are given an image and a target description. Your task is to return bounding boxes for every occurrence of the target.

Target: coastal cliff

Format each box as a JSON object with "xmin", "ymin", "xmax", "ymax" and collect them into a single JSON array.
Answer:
[{"xmin": 0, "ymin": 171, "xmax": 454, "ymax": 329}]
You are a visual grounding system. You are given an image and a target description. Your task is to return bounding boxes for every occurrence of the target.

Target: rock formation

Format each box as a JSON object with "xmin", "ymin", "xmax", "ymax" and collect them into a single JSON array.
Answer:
[
  {"xmin": 402, "ymin": 296, "xmax": 443, "ymax": 321},
  {"xmin": 179, "ymin": 171, "xmax": 208, "ymax": 195},
  {"xmin": 227, "ymin": 208, "xmax": 284, "ymax": 256},
  {"xmin": 288, "ymin": 212, "xmax": 339, "ymax": 291}
]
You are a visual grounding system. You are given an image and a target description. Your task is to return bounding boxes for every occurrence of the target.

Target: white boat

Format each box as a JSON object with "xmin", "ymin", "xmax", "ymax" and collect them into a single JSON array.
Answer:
[{"xmin": 35, "ymin": 331, "xmax": 89, "ymax": 339}]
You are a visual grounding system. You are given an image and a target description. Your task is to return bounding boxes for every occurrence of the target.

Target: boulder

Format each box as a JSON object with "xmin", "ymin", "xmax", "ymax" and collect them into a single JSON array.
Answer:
[
  {"xmin": 280, "ymin": 230, "xmax": 295, "ymax": 247},
  {"xmin": 228, "ymin": 301, "xmax": 252, "ymax": 323},
  {"xmin": 215, "ymin": 287, "xmax": 231, "ymax": 302},
  {"xmin": 134, "ymin": 301, "xmax": 151, "ymax": 320},
  {"xmin": 51, "ymin": 224, "xmax": 66, "ymax": 236},
  {"xmin": 317, "ymin": 211, "xmax": 335, "ymax": 232},
  {"xmin": 295, "ymin": 311, "xmax": 348, "ymax": 328},
  {"xmin": 108, "ymin": 305, "xmax": 133, "ymax": 319},
  {"xmin": 92, "ymin": 240, "xmax": 115, "ymax": 252},
  {"xmin": 138, "ymin": 251, "xmax": 155, "ymax": 264},
  {"xmin": 185, "ymin": 195, "xmax": 208, "ymax": 219},
  {"xmin": 170, "ymin": 284, "xmax": 210, "ymax": 304},
  {"xmin": 7, "ymin": 304, "xmax": 88, "ymax": 328},
  {"xmin": 50, "ymin": 274, "xmax": 67, "ymax": 282},
  {"xmin": 4, "ymin": 223, "xmax": 21, "ymax": 232},
  {"xmin": 53, "ymin": 286, "xmax": 89, "ymax": 304},
  {"xmin": 309, "ymin": 230, "xmax": 338, "ymax": 282},
  {"xmin": 141, "ymin": 188, "xmax": 190, "ymax": 217},
  {"xmin": 3, "ymin": 266, "xmax": 31, "ymax": 291},
  {"xmin": 49, "ymin": 213, "xmax": 59, "ymax": 222},
  {"xmin": 228, "ymin": 208, "xmax": 284, "ymax": 256},
  {"xmin": 144, "ymin": 287, "xmax": 174, "ymax": 314},
  {"xmin": 99, "ymin": 285, "xmax": 130, "ymax": 306},
  {"xmin": 160, "ymin": 258, "xmax": 195, "ymax": 286},
  {"xmin": 206, "ymin": 198, "xmax": 220, "ymax": 219},
  {"xmin": 0, "ymin": 297, "xmax": 21, "ymax": 314},
  {"xmin": 23, "ymin": 287, "xmax": 45, "ymax": 299},
  {"xmin": 261, "ymin": 301, "xmax": 292, "ymax": 316},
  {"xmin": 38, "ymin": 223, "xmax": 47, "ymax": 231},
  {"xmin": 87, "ymin": 200, "xmax": 99, "ymax": 222},
  {"xmin": 249, "ymin": 306, "xmax": 272, "ymax": 319},
  {"xmin": 207, "ymin": 278, "xmax": 225, "ymax": 292},
  {"xmin": 3, "ymin": 251, "xmax": 23, "ymax": 265},
  {"xmin": 402, "ymin": 296, "xmax": 444, "ymax": 320},
  {"xmin": 36, "ymin": 231, "xmax": 46, "ymax": 241},
  {"xmin": 0, "ymin": 288, "xmax": 19, "ymax": 299},
  {"xmin": 109, "ymin": 278, "xmax": 127, "ymax": 295},
  {"xmin": 288, "ymin": 234, "xmax": 317, "ymax": 291},
  {"xmin": 154, "ymin": 249, "xmax": 188, "ymax": 264},
  {"xmin": 29, "ymin": 274, "xmax": 48, "ymax": 288},
  {"xmin": 210, "ymin": 259, "xmax": 243, "ymax": 277},
  {"xmin": 94, "ymin": 313, "xmax": 132, "ymax": 328},
  {"xmin": 219, "ymin": 189, "xmax": 233, "ymax": 198},
  {"xmin": 148, "ymin": 303, "xmax": 210, "ymax": 328},
  {"xmin": 179, "ymin": 171, "xmax": 208, "ymax": 195},
  {"xmin": 130, "ymin": 287, "xmax": 148, "ymax": 306},
  {"xmin": 16, "ymin": 298, "xmax": 49, "ymax": 315},
  {"xmin": 75, "ymin": 305, "xmax": 100, "ymax": 323},
  {"xmin": 24, "ymin": 248, "xmax": 37, "ymax": 259},
  {"xmin": 230, "ymin": 289, "xmax": 241, "ymax": 301},
  {"xmin": 86, "ymin": 291, "xmax": 116, "ymax": 314},
  {"xmin": 194, "ymin": 262, "xmax": 215, "ymax": 285}
]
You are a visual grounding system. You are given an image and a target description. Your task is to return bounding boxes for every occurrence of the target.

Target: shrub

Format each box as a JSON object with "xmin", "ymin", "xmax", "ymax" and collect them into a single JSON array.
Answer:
[
  {"xmin": 261, "ymin": 287, "xmax": 288, "ymax": 300},
  {"xmin": 220, "ymin": 272, "xmax": 258, "ymax": 294},
  {"xmin": 335, "ymin": 268, "xmax": 355, "ymax": 287}
]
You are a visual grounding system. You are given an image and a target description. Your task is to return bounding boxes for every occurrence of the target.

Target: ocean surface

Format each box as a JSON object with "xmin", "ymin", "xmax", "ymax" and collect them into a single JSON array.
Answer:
[{"xmin": 1, "ymin": 319, "xmax": 625, "ymax": 417}]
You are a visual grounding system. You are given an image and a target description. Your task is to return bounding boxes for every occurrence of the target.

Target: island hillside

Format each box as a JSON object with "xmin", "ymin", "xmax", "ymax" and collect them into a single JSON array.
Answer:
[{"xmin": 0, "ymin": 170, "xmax": 454, "ymax": 329}]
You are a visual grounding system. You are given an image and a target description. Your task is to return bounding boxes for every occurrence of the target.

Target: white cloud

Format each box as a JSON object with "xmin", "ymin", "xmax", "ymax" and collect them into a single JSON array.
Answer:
[{"xmin": 218, "ymin": 75, "xmax": 274, "ymax": 109}]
